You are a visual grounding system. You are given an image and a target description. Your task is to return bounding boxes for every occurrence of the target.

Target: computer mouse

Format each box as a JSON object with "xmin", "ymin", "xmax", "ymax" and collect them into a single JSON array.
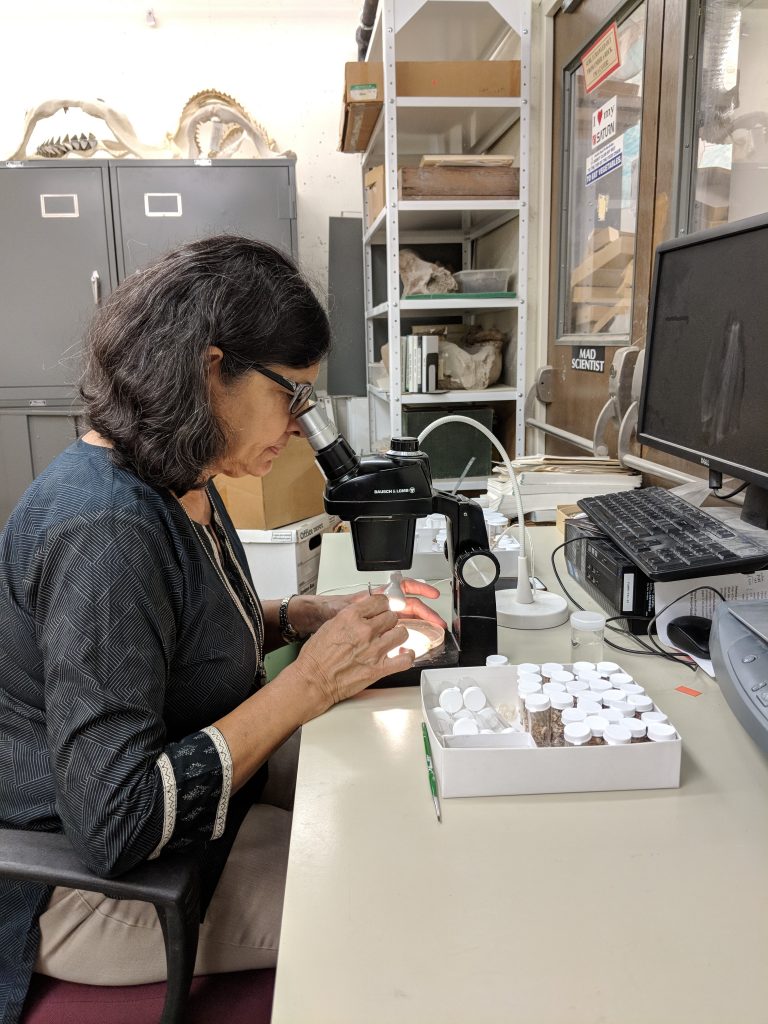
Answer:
[{"xmin": 666, "ymin": 615, "xmax": 712, "ymax": 659}]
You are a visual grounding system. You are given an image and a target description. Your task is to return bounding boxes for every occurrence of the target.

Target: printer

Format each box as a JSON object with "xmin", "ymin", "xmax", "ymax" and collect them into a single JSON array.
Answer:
[{"xmin": 710, "ymin": 600, "xmax": 768, "ymax": 755}]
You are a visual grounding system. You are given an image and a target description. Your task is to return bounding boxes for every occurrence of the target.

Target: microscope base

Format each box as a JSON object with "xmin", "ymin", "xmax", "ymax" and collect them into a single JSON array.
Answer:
[{"xmin": 373, "ymin": 630, "xmax": 460, "ymax": 687}]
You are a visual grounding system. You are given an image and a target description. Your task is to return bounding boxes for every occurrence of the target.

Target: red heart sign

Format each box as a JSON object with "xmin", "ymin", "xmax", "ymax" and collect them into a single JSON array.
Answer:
[{"xmin": 597, "ymin": 110, "xmax": 603, "ymax": 124}]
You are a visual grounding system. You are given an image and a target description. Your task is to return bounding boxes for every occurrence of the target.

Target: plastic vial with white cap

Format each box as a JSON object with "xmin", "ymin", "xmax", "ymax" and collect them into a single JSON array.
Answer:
[
  {"xmin": 623, "ymin": 718, "xmax": 648, "ymax": 743},
  {"xmin": 585, "ymin": 714, "xmax": 609, "ymax": 745},
  {"xmin": 430, "ymin": 707, "xmax": 453, "ymax": 736},
  {"xmin": 462, "ymin": 685, "xmax": 487, "ymax": 712},
  {"xmin": 566, "ymin": 679, "xmax": 589, "ymax": 698},
  {"xmin": 516, "ymin": 679, "xmax": 543, "ymax": 728},
  {"xmin": 609, "ymin": 672, "xmax": 634, "ymax": 688},
  {"xmin": 572, "ymin": 660, "xmax": 596, "ymax": 674},
  {"xmin": 486, "ymin": 654, "xmax": 509, "ymax": 668},
  {"xmin": 525, "ymin": 693, "xmax": 551, "ymax": 747},
  {"xmin": 641, "ymin": 710, "xmax": 669, "ymax": 725},
  {"xmin": 563, "ymin": 721, "xmax": 591, "ymax": 747},
  {"xmin": 604, "ymin": 723, "xmax": 632, "ymax": 746},
  {"xmin": 627, "ymin": 694, "xmax": 654, "ymax": 717},
  {"xmin": 596, "ymin": 661, "xmax": 621, "ymax": 677},
  {"xmin": 551, "ymin": 670, "xmax": 575, "ymax": 686},
  {"xmin": 600, "ymin": 708, "xmax": 624, "ymax": 725},
  {"xmin": 617, "ymin": 682, "xmax": 645, "ymax": 697},
  {"xmin": 518, "ymin": 663, "xmax": 541, "ymax": 675},
  {"xmin": 542, "ymin": 681, "xmax": 567, "ymax": 698},
  {"xmin": 549, "ymin": 691, "xmax": 574, "ymax": 746},
  {"xmin": 541, "ymin": 662, "xmax": 564, "ymax": 679},
  {"xmin": 577, "ymin": 698, "xmax": 603, "ymax": 717},
  {"xmin": 439, "ymin": 686, "xmax": 463, "ymax": 714},
  {"xmin": 570, "ymin": 611, "xmax": 606, "ymax": 664},
  {"xmin": 647, "ymin": 721, "xmax": 678, "ymax": 742},
  {"xmin": 588, "ymin": 677, "xmax": 612, "ymax": 695},
  {"xmin": 452, "ymin": 717, "xmax": 480, "ymax": 736},
  {"xmin": 518, "ymin": 672, "xmax": 543, "ymax": 687}
]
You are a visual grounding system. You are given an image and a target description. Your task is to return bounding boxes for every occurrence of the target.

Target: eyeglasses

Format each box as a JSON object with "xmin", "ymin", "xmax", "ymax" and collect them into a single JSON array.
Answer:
[{"xmin": 253, "ymin": 366, "xmax": 316, "ymax": 417}]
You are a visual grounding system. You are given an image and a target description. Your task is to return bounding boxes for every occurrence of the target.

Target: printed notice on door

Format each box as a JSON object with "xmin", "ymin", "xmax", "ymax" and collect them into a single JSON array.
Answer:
[
  {"xmin": 591, "ymin": 96, "xmax": 617, "ymax": 148},
  {"xmin": 581, "ymin": 23, "xmax": 621, "ymax": 94},
  {"xmin": 585, "ymin": 134, "xmax": 624, "ymax": 186}
]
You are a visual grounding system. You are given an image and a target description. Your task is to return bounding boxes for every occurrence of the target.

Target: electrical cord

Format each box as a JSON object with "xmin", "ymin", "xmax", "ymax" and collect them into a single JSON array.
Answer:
[
  {"xmin": 550, "ymin": 536, "xmax": 725, "ymax": 670},
  {"xmin": 712, "ymin": 481, "xmax": 748, "ymax": 500}
]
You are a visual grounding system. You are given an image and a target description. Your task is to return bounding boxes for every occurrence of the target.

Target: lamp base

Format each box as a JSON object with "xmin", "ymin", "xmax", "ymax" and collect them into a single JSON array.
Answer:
[{"xmin": 495, "ymin": 589, "xmax": 570, "ymax": 630}]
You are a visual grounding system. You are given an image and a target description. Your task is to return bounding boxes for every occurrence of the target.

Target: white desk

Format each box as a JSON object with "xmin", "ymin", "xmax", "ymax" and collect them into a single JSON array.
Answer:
[{"xmin": 272, "ymin": 529, "xmax": 768, "ymax": 1024}]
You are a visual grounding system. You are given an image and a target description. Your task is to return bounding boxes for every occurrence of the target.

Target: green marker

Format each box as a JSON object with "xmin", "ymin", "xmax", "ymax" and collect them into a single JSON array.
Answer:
[{"xmin": 421, "ymin": 721, "xmax": 442, "ymax": 823}]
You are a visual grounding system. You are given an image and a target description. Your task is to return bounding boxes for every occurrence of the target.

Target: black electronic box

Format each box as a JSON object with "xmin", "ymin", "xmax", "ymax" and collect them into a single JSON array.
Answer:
[{"xmin": 564, "ymin": 517, "xmax": 654, "ymax": 634}]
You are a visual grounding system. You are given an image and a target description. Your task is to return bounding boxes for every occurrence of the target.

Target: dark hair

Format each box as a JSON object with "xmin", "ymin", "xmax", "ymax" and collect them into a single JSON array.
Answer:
[{"xmin": 80, "ymin": 235, "xmax": 331, "ymax": 494}]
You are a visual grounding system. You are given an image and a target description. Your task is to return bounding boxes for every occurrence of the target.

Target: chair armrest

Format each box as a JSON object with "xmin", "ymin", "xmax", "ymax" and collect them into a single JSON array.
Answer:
[
  {"xmin": 0, "ymin": 828, "xmax": 197, "ymax": 910},
  {"xmin": 0, "ymin": 827, "xmax": 201, "ymax": 1024}
]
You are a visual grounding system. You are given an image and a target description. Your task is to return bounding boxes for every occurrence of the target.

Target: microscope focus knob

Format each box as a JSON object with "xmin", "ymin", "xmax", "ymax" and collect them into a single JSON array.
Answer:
[
  {"xmin": 456, "ymin": 551, "xmax": 500, "ymax": 590},
  {"xmin": 388, "ymin": 436, "xmax": 421, "ymax": 455}
]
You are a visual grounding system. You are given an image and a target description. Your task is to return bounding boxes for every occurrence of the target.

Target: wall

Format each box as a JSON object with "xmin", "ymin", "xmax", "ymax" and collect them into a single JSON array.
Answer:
[{"xmin": 0, "ymin": 0, "xmax": 364, "ymax": 298}]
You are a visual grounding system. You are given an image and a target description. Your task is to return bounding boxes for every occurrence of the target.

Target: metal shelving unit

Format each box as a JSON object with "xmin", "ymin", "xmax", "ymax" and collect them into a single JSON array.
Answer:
[{"xmin": 361, "ymin": 0, "xmax": 531, "ymax": 459}]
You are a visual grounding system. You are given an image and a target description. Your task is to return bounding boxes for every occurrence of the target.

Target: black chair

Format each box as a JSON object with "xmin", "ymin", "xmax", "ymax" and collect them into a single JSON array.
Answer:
[{"xmin": 0, "ymin": 827, "xmax": 200, "ymax": 1024}]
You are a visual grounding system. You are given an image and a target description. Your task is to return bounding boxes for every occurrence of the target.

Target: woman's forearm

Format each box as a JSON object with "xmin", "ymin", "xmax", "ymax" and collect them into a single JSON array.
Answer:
[
  {"xmin": 212, "ymin": 659, "xmax": 327, "ymax": 792},
  {"xmin": 262, "ymin": 595, "xmax": 332, "ymax": 651}
]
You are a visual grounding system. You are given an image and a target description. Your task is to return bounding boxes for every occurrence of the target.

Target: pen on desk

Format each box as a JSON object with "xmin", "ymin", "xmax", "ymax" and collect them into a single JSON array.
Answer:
[{"xmin": 421, "ymin": 722, "xmax": 442, "ymax": 823}]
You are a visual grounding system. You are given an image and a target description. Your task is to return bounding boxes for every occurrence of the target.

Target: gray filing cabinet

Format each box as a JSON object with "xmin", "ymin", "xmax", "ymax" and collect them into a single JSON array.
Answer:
[{"xmin": 0, "ymin": 158, "xmax": 298, "ymax": 525}]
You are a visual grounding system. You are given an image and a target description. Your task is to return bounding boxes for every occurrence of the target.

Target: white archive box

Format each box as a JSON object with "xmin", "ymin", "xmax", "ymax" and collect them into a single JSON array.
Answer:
[
  {"xmin": 421, "ymin": 666, "xmax": 682, "ymax": 798},
  {"xmin": 238, "ymin": 512, "xmax": 340, "ymax": 601}
]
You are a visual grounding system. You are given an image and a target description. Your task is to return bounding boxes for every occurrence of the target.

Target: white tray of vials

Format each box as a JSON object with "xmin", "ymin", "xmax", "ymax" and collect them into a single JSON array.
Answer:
[{"xmin": 421, "ymin": 664, "xmax": 682, "ymax": 798}]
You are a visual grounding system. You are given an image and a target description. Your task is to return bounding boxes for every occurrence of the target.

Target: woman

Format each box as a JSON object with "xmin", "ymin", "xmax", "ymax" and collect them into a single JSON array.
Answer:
[{"xmin": 0, "ymin": 235, "xmax": 442, "ymax": 1022}]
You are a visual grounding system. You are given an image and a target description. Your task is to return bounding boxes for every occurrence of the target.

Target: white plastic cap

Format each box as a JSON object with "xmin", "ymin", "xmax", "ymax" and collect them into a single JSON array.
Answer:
[
  {"xmin": 550, "ymin": 692, "xmax": 574, "ymax": 710},
  {"xmin": 596, "ymin": 661, "xmax": 621, "ymax": 675},
  {"xmin": 609, "ymin": 672, "xmax": 633, "ymax": 686},
  {"xmin": 462, "ymin": 685, "xmax": 487, "ymax": 712},
  {"xmin": 641, "ymin": 710, "xmax": 669, "ymax": 724},
  {"xmin": 570, "ymin": 611, "xmax": 606, "ymax": 631},
  {"xmin": 577, "ymin": 699, "xmax": 603, "ymax": 716},
  {"xmin": 452, "ymin": 718, "xmax": 480, "ymax": 736},
  {"xmin": 647, "ymin": 722, "xmax": 677, "ymax": 742},
  {"xmin": 541, "ymin": 662, "xmax": 564, "ymax": 678},
  {"xmin": 525, "ymin": 693, "xmax": 551, "ymax": 711},
  {"xmin": 589, "ymin": 677, "xmax": 612, "ymax": 694},
  {"xmin": 600, "ymin": 708, "xmax": 624, "ymax": 724},
  {"xmin": 603, "ymin": 691, "xmax": 628, "ymax": 707},
  {"xmin": 542, "ymin": 682, "xmax": 567, "ymax": 696},
  {"xmin": 563, "ymin": 721, "xmax": 592, "ymax": 745},
  {"xmin": 604, "ymin": 724, "xmax": 632, "ymax": 745},
  {"xmin": 566, "ymin": 679, "xmax": 589, "ymax": 695},
  {"xmin": 518, "ymin": 663, "xmax": 541, "ymax": 675},
  {"xmin": 517, "ymin": 672, "xmax": 543, "ymax": 686},
  {"xmin": 486, "ymin": 654, "xmax": 509, "ymax": 667},
  {"xmin": 572, "ymin": 661, "xmax": 596, "ymax": 673},
  {"xmin": 628, "ymin": 694, "xmax": 654, "ymax": 713},
  {"xmin": 562, "ymin": 707, "xmax": 587, "ymax": 724},
  {"xmin": 623, "ymin": 718, "xmax": 647, "ymax": 739},
  {"xmin": 585, "ymin": 714, "xmax": 609, "ymax": 737},
  {"xmin": 551, "ymin": 670, "xmax": 575, "ymax": 685},
  {"xmin": 517, "ymin": 679, "xmax": 543, "ymax": 697},
  {"xmin": 618, "ymin": 682, "xmax": 644, "ymax": 696},
  {"xmin": 438, "ymin": 686, "xmax": 463, "ymax": 714}
]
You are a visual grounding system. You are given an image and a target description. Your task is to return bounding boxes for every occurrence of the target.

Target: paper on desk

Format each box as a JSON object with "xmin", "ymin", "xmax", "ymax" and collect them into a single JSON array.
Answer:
[{"xmin": 655, "ymin": 569, "xmax": 768, "ymax": 676}]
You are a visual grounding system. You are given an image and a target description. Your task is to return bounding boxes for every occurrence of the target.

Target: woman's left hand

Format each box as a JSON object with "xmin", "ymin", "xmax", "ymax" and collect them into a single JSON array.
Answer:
[{"xmin": 293, "ymin": 579, "xmax": 446, "ymax": 634}]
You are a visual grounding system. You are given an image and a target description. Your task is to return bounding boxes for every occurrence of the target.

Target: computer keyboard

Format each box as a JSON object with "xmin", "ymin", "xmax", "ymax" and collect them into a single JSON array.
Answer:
[{"xmin": 577, "ymin": 487, "xmax": 768, "ymax": 582}]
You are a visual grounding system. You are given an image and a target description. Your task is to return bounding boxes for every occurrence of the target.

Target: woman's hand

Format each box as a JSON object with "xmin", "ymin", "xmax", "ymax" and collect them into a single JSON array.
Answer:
[
  {"xmin": 294, "ymin": 594, "xmax": 414, "ymax": 713},
  {"xmin": 291, "ymin": 578, "xmax": 446, "ymax": 634}
]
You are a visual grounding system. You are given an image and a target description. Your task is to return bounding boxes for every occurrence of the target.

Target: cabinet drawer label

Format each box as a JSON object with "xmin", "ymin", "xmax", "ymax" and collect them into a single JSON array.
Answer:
[
  {"xmin": 144, "ymin": 193, "xmax": 183, "ymax": 217},
  {"xmin": 40, "ymin": 194, "xmax": 79, "ymax": 218}
]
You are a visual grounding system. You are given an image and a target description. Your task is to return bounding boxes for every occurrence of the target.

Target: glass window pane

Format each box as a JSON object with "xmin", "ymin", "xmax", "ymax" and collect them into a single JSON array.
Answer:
[
  {"xmin": 690, "ymin": 1, "xmax": 768, "ymax": 233},
  {"xmin": 558, "ymin": 3, "xmax": 646, "ymax": 342}
]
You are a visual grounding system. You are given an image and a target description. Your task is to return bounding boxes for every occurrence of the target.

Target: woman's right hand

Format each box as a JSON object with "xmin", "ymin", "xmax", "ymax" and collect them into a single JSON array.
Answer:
[{"xmin": 294, "ymin": 593, "xmax": 414, "ymax": 715}]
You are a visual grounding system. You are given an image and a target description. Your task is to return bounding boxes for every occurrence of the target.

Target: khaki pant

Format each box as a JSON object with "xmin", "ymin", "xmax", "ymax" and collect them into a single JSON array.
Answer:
[{"xmin": 35, "ymin": 730, "xmax": 299, "ymax": 985}]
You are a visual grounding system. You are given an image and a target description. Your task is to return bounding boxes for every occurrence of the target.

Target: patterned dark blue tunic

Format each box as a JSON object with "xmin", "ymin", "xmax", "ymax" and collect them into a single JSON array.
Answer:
[{"xmin": 0, "ymin": 440, "xmax": 266, "ymax": 1023}]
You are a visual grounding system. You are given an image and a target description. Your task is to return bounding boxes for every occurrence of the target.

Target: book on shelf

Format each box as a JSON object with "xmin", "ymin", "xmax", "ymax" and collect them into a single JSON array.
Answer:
[{"xmin": 400, "ymin": 334, "xmax": 441, "ymax": 393}]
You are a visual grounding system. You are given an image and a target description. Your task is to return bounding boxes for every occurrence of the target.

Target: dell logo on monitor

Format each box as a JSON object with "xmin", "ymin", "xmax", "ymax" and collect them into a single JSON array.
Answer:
[{"xmin": 700, "ymin": 457, "xmax": 710, "ymax": 466}]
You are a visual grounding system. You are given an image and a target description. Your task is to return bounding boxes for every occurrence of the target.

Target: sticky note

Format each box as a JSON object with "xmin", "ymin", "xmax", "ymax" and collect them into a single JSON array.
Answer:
[{"xmin": 675, "ymin": 685, "xmax": 702, "ymax": 697}]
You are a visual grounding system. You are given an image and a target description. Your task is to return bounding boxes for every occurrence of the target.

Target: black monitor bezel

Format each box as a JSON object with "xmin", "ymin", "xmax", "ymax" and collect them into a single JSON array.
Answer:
[{"xmin": 636, "ymin": 211, "xmax": 768, "ymax": 491}]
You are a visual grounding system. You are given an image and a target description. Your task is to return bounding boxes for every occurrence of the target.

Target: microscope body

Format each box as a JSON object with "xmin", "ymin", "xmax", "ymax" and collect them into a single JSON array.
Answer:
[{"xmin": 311, "ymin": 430, "xmax": 499, "ymax": 673}]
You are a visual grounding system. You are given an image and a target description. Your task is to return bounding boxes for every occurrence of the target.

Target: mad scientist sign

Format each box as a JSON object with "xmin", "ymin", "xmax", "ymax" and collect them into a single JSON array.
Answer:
[
  {"xmin": 572, "ymin": 346, "xmax": 606, "ymax": 372},
  {"xmin": 591, "ymin": 96, "xmax": 617, "ymax": 148}
]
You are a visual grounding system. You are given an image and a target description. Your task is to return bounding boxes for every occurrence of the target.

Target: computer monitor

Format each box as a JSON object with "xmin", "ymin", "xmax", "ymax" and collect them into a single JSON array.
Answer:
[{"xmin": 637, "ymin": 212, "xmax": 768, "ymax": 530}]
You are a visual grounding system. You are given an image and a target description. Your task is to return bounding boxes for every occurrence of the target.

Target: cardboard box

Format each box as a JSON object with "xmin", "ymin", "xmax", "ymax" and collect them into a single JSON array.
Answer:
[
  {"xmin": 364, "ymin": 163, "xmax": 386, "ymax": 226},
  {"xmin": 215, "ymin": 436, "xmax": 325, "ymax": 530},
  {"xmin": 422, "ymin": 666, "xmax": 682, "ymax": 798},
  {"xmin": 340, "ymin": 60, "xmax": 521, "ymax": 153},
  {"xmin": 238, "ymin": 512, "xmax": 340, "ymax": 601},
  {"xmin": 556, "ymin": 504, "xmax": 584, "ymax": 535},
  {"xmin": 364, "ymin": 163, "xmax": 520, "ymax": 226}
]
